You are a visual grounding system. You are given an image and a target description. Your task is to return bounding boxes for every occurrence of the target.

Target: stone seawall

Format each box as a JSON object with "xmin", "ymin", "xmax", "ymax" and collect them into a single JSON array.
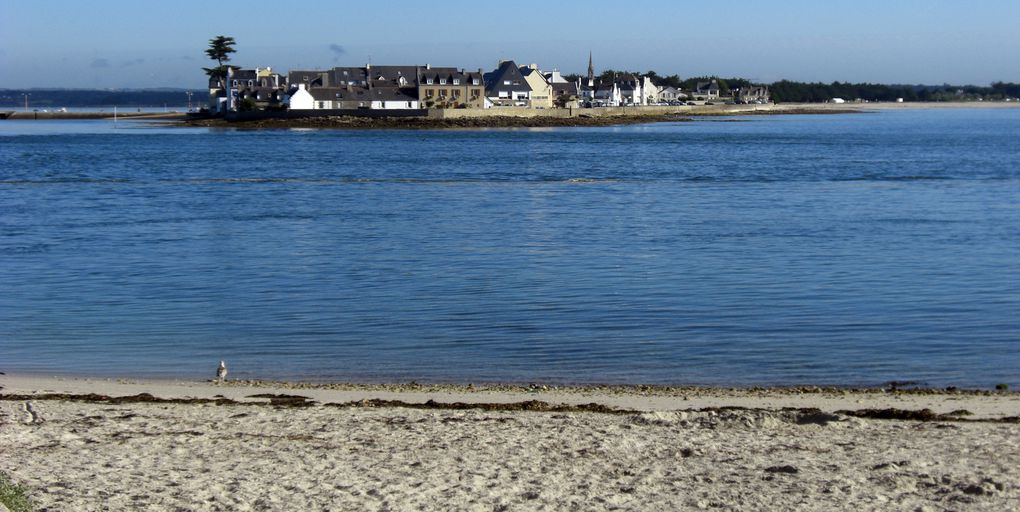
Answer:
[{"xmin": 427, "ymin": 104, "xmax": 807, "ymax": 119}]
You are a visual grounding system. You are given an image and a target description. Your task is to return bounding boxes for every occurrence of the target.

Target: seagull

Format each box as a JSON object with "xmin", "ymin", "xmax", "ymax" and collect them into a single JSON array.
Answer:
[{"xmin": 216, "ymin": 360, "xmax": 228, "ymax": 382}]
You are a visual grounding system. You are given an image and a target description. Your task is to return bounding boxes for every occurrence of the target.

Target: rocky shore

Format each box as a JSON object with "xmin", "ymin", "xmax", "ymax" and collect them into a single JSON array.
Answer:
[
  {"xmin": 175, "ymin": 106, "xmax": 863, "ymax": 130},
  {"xmin": 179, "ymin": 113, "xmax": 691, "ymax": 129}
]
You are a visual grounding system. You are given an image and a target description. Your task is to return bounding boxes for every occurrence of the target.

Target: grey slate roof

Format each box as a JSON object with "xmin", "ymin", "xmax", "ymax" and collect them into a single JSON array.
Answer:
[
  {"xmin": 551, "ymin": 82, "xmax": 578, "ymax": 95},
  {"xmin": 696, "ymin": 81, "xmax": 720, "ymax": 92},
  {"xmin": 289, "ymin": 70, "xmax": 328, "ymax": 87},
  {"xmin": 484, "ymin": 60, "xmax": 532, "ymax": 94}
]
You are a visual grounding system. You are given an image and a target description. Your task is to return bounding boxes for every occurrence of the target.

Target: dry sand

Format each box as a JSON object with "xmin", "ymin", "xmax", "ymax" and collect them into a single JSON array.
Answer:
[{"xmin": 2, "ymin": 375, "xmax": 1018, "ymax": 511}]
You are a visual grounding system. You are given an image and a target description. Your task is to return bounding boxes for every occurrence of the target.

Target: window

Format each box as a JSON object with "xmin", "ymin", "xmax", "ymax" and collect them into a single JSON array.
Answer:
[
  {"xmin": 426, "ymin": 89, "xmax": 434, "ymax": 97},
  {"xmin": 439, "ymin": 78, "xmax": 447, "ymax": 85},
  {"xmin": 232, "ymin": 80, "xmax": 238, "ymax": 87},
  {"xmin": 472, "ymin": 79, "xmax": 480, "ymax": 85},
  {"xmin": 503, "ymin": 80, "xmax": 511, "ymax": 85},
  {"xmin": 453, "ymin": 79, "xmax": 460, "ymax": 85},
  {"xmin": 439, "ymin": 90, "xmax": 447, "ymax": 98},
  {"xmin": 318, "ymin": 101, "xmax": 325, "ymax": 109},
  {"xmin": 426, "ymin": 78, "xmax": 434, "ymax": 85}
]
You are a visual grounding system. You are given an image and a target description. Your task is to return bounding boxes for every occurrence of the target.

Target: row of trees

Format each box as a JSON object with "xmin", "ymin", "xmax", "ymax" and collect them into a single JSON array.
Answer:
[{"xmin": 769, "ymin": 81, "xmax": 1020, "ymax": 102}]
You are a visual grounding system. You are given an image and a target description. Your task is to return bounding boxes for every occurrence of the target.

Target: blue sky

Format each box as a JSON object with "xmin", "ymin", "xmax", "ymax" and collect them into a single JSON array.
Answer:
[{"xmin": 2, "ymin": 0, "xmax": 1019, "ymax": 88}]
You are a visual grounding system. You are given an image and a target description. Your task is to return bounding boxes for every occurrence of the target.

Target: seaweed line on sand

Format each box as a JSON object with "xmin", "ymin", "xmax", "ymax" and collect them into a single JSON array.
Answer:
[{"xmin": 2, "ymin": 392, "xmax": 1017, "ymax": 423}]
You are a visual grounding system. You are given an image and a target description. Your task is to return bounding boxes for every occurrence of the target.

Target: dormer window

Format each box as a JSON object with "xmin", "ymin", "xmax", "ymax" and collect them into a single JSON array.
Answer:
[
  {"xmin": 503, "ymin": 80, "xmax": 511, "ymax": 85},
  {"xmin": 248, "ymin": 80, "xmax": 253, "ymax": 87},
  {"xmin": 439, "ymin": 78, "xmax": 447, "ymax": 85},
  {"xmin": 426, "ymin": 78, "xmax": 434, "ymax": 85},
  {"xmin": 453, "ymin": 79, "xmax": 460, "ymax": 85},
  {"xmin": 472, "ymin": 78, "xmax": 480, "ymax": 85}
]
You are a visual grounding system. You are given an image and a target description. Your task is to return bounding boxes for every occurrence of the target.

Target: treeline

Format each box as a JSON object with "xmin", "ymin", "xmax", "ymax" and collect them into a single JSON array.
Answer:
[
  {"xmin": 557, "ymin": 72, "xmax": 1020, "ymax": 102},
  {"xmin": 769, "ymin": 81, "xmax": 1020, "ymax": 102},
  {"xmin": 0, "ymin": 89, "xmax": 206, "ymax": 108}
]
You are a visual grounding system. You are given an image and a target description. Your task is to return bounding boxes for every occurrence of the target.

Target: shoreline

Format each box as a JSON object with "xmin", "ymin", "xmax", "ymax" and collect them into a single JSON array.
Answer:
[
  {"xmin": 3, "ymin": 373, "xmax": 1017, "ymax": 420},
  {"xmin": 2, "ymin": 373, "xmax": 1019, "ymax": 510},
  {"xmin": 3, "ymin": 101, "xmax": 1018, "ymax": 129}
]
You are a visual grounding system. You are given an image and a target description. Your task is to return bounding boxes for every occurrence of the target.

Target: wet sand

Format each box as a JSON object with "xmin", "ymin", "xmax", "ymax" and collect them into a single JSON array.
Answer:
[{"xmin": 2, "ymin": 374, "xmax": 1018, "ymax": 511}]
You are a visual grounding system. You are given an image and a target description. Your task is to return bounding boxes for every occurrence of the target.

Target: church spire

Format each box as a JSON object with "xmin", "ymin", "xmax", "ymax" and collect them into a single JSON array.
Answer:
[{"xmin": 587, "ymin": 51, "xmax": 594, "ymax": 87}]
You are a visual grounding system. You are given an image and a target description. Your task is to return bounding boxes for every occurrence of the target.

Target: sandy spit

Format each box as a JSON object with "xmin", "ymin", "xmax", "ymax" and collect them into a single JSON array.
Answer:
[{"xmin": 2, "ymin": 375, "xmax": 1019, "ymax": 511}]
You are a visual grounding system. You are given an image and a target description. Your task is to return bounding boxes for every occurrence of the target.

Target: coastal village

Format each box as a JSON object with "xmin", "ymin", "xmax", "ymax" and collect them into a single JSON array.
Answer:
[{"xmin": 209, "ymin": 54, "xmax": 771, "ymax": 114}]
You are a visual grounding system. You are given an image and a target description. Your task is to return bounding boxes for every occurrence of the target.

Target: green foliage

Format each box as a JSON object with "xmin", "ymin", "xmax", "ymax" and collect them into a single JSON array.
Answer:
[
  {"xmin": 203, "ymin": 64, "xmax": 236, "ymax": 81},
  {"xmin": 0, "ymin": 472, "xmax": 33, "ymax": 512},
  {"xmin": 238, "ymin": 97, "xmax": 257, "ymax": 112},
  {"xmin": 204, "ymin": 35, "xmax": 236, "ymax": 83},
  {"xmin": 996, "ymin": 383, "xmax": 1009, "ymax": 391},
  {"xmin": 205, "ymin": 35, "xmax": 237, "ymax": 67},
  {"xmin": 767, "ymin": 80, "xmax": 1020, "ymax": 103}
]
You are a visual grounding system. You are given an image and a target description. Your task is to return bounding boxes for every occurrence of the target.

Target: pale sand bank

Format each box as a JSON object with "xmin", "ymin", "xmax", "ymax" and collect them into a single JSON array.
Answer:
[{"xmin": 2, "ymin": 375, "xmax": 1018, "ymax": 511}]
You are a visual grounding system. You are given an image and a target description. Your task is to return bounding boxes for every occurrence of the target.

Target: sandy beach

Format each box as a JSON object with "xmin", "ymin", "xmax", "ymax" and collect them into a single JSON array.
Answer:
[{"xmin": 2, "ymin": 375, "xmax": 1018, "ymax": 511}]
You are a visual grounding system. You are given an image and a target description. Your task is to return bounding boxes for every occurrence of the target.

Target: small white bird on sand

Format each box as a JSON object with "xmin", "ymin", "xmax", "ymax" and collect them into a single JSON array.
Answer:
[{"xmin": 216, "ymin": 360, "xmax": 228, "ymax": 382}]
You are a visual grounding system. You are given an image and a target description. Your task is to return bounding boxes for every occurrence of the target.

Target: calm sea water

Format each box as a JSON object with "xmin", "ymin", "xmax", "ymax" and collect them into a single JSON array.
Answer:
[{"xmin": 2, "ymin": 110, "xmax": 1018, "ymax": 387}]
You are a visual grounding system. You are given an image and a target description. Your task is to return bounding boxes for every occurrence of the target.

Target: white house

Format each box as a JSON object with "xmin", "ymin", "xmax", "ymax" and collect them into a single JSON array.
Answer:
[
  {"xmin": 694, "ymin": 80, "xmax": 721, "ymax": 100},
  {"xmin": 288, "ymin": 84, "xmax": 314, "ymax": 110}
]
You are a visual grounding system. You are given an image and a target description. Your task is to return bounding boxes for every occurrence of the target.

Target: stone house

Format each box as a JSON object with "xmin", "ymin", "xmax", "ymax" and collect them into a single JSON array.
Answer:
[
  {"xmin": 543, "ymin": 70, "xmax": 579, "ymax": 108},
  {"xmin": 694, "ymin": 80, "xmax": 721, "ymax": 100},
  {"xmin": 657, "ymin": 86, "xmax": 687, "ymax": 103},
  {"xmin": 734, "ymin": 85, "xmax": 770, "ymax": 103},
  {"xmin": 418, "ymin": 68, "xmax": 486, "ymax": 109},
  {"xmin": 210, "ymin": 66, "xmax": 286, "ymax": 112},
  {"xmin": 520, "ymin": 65, "xmax": 553, "ymax": 109}
]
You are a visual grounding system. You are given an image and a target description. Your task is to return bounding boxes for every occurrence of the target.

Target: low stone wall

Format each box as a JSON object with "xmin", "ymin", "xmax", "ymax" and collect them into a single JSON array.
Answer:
[
  {"xmin": 226, "ymin": 109, "xmax": 427, "ymax": 122},
  {"xmin": 427, "ymin": 104, "xmax": 787, "ymax": 119}
]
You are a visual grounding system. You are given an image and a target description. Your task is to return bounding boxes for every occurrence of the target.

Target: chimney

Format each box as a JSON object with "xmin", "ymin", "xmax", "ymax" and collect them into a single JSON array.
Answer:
[
  {"xmin": 529, "ymin": 63, "xmax": 538, "ymax": 70},
  {"xmin": 426, "ymin": 63, "xmax": 431, "ymax": 70}
]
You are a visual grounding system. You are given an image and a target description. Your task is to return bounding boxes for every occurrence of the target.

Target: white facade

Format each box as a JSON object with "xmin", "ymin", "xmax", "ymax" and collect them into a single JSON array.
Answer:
[
  {"xmin": 289, "ymin": 84, "xmax": 314, "ymax": 110},
  {"xmin": 592, "ymin": 84, "xmax": 622, "ymax": 106},
  {"xmin": 370, "ymin": 100, "xmax": 420, "ymax": 109},
  {"xmin": 641, "ymin": 77, "xmax": 658, "ymax": 105},
  {"xmin": 543, "ymin": 70, "xmax": 569, "ymax": 83}
]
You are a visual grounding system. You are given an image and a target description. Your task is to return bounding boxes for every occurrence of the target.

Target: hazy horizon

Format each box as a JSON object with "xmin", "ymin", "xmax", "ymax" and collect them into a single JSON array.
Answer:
[{"xmin": 3, "ymin": 0, "xmax": 1019, "ymax": 89}]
